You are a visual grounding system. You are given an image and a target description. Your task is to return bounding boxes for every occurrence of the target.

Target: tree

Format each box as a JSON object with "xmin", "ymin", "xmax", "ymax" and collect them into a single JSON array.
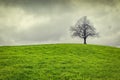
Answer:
[{"xmin": 70, "ymin": 16, "xmax": 98, "ymax": 44}]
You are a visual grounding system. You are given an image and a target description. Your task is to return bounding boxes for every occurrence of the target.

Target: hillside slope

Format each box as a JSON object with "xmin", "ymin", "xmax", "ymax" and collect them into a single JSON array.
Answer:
[{"xmin": 0, "ymin": 44, "xmax": 120, "ymax": 80}]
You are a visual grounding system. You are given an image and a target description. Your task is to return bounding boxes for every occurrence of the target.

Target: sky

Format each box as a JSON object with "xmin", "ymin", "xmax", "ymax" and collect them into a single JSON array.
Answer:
[{"xmin": 0, "ymin": 0, "xmax": 120, "ymax": 47}]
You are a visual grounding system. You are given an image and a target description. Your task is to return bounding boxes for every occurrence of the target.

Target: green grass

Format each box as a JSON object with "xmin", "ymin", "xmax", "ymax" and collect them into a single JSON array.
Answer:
[{"xmin": 0, "ymin": 44, "xmax": 120, "ymax": 80}]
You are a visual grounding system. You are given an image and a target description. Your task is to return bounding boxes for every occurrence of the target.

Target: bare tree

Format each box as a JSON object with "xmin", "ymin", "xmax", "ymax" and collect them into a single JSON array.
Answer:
[{"xmin": 70, "ymin": 16, "xmax": 98, "ymax": 44}]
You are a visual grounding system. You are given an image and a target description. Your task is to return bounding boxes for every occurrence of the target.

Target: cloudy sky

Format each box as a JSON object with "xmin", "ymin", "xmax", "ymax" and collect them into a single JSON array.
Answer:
[{"xmin": 0, "ymin": 0, "xmax": 120, "ymax": 46}]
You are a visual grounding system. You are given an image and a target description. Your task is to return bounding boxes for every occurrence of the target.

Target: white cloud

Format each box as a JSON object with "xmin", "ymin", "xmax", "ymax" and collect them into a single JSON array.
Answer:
[{"xmin": 0, "ymin": 5, "xmax": 51, "ymax": 31}]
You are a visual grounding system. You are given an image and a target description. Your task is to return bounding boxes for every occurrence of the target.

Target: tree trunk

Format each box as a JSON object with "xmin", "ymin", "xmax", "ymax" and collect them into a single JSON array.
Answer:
[{"xmin": 84, "ymin": 38, "xmax": 87, "ymax": 44}]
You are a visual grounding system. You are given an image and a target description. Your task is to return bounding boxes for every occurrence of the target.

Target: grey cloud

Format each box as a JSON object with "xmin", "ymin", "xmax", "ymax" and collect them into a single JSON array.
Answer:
[
  {"xmin": 16, "ymin": 23, "xmax": 67, "ymax": 42},
  {"xmin": 0, "ymin": 11, "xmax": 72, "ymax": 45},
  {"xmin": 0, "ymin": 0, "xmax": 120, "ymax": 47}
]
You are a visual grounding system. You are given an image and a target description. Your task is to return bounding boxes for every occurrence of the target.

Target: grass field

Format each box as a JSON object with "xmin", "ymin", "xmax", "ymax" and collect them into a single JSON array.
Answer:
[{"xmin": 0, "ymin": 44, "xmax": 120, "ymax": 80}]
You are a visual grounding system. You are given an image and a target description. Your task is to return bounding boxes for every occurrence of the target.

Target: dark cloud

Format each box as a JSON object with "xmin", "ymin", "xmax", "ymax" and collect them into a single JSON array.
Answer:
[
  {"xmin": 0, "ymin": 0, "xmax": 118, "ymax": 5},
  {"xmin": 0, "ymin": 0, "xmax": 119, "ymax": 14}
]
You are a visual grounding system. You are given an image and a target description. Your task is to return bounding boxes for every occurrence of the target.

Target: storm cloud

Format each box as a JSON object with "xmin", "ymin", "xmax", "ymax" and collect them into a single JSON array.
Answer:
[{"xmin": 0, "ymin": 0, "xmax": 120, "ymax": 46}]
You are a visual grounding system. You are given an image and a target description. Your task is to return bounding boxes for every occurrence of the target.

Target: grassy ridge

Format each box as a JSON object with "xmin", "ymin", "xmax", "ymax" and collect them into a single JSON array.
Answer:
[{"xmin": 0, "ymin": 44, "xmax": 120, "ymax": 80}]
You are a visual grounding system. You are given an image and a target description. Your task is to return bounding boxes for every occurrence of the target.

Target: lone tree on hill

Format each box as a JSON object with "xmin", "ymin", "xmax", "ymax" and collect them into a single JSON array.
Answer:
[{"xmin": 70, "ymin": 16, "xmax": 98, "ymax": 44}]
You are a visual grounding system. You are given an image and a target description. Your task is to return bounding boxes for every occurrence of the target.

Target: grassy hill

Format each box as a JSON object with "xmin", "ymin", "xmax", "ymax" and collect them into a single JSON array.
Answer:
[{"xmin": 0, "ymin": 44, "xmax": 120, "ymax": 80}]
